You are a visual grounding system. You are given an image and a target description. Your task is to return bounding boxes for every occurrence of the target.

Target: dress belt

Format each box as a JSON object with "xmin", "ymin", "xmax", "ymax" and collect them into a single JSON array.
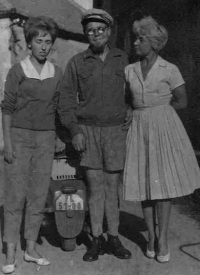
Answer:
[{"xmin": 134, "ymin": 104, "xmax": 169, "ymax": 110}]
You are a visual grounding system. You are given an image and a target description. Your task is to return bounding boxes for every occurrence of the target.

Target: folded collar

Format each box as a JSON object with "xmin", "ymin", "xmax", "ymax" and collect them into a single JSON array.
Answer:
[
  {"xmin": 83, "ymin": 46, "xmax": 124, "ymax": 60},
  {"xmin": 131, "ymin": 56, "xmax": 167, "ymax": 70},
  {"xmin": 20, "ymin": 55, "xmax": 55, "ymax": 80}
]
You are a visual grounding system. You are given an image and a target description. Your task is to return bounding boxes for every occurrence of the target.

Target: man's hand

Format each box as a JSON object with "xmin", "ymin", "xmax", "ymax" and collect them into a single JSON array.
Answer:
[
  {"xmin": 72, "ymin": 133, "xmax": 86, "ymax": 151},
  {"xmin": 3, "ymin": 141, "xmax": 16, "ymax": 164},
  {"xmin": 122, "ymin": 108, "xmax": 133, "ymax": 130},
  {"xmin": 55, "ymin": 137, "xmax": 66, "ymax": 153}
]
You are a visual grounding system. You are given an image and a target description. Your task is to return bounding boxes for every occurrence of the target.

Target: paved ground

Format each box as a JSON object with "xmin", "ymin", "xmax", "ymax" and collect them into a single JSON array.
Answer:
[
  {"xmin": 1, "ymin": 155, "xmax": 200, "ymax": 275},
  {"xmin": 0, "ymin": 195, "xmax": 200, "ymax": 275}
]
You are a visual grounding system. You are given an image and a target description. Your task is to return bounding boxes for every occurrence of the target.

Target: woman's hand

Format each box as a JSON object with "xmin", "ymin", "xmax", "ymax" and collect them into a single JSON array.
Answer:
[
  {"xmin": 122, "ymin": 108, "xmax": 133, "ymax": 130},
  {"xmin": 2, "ymin": 114, "xmax": 16, "ymax": 163},
  {"xmin": 3, "ymin": 141, "xmax": 16, "ymax": 164}
]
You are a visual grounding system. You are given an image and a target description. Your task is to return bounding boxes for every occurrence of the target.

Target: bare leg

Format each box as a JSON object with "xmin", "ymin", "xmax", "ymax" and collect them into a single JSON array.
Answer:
[
  {"xmin": 156, "ymin": 199, "xmax": 171, "ymax": 255},
  {"xmin": 24, "ymin": 239, "xmax": 50, "ymax": 266},
  {"xmin": 5, "ymin": 243, "xmax": 17, "ymax": 265},
  {"xmin": 82, "ymin": 169, "xmax": 106, "ymax": 262},
  {"xmin": 104, "ymin": 171, "xmax": 120, "ymax": 236},
  {"xmin": 85, "ymin": 169, "xmax": 105, "ymax": 237},
  {"xmin": 104, "ymin": 171, "xmax": 132, "ymax": 259},
  {"xmin": 26, "ymin": 240, "xmax": 41, "ymax": 258},
  {"xmin": 142, "ymin": 200, "xmax": 156, "ymax": 251}
]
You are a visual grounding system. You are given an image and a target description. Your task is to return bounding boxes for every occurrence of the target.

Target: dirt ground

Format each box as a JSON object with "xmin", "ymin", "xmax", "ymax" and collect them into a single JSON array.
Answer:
[{"xmin": 1, "ymin": 155, "xmax": 200, "ymax": 275}]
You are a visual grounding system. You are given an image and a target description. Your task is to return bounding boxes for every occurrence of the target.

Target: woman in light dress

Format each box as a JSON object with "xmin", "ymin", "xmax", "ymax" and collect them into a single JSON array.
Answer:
[{"xmin": 123, "ymin": 15, "xmax": 200, "ymax": 263}]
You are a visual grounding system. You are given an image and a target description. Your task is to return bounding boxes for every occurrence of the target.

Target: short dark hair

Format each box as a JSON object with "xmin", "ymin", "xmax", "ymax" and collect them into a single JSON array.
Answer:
[{"xmin": 24, "ymin": 16, "xmax": 58, "ymax": 44}]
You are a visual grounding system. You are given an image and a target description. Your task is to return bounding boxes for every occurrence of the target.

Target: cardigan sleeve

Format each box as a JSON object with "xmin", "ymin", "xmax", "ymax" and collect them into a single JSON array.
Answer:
[
  {"xmin": 53, "ymin": 66, "xmax": 63, "ymax": 110},
  {"xmin": 1, "ymin": 65, "xmax": 20, "ymax": 115}
]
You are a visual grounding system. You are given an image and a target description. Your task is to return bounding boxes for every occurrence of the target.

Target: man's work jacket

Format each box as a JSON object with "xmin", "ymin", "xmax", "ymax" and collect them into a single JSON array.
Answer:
[{"xmin": 58, "ymin": 46, "xmax": 129, "ymax": 137}]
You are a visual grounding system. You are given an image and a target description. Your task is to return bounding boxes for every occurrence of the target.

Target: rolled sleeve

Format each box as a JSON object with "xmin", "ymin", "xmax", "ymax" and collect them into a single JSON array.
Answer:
[{"xmin": 1, "ymin": 67, "xmax": 19, "ymax": 115}]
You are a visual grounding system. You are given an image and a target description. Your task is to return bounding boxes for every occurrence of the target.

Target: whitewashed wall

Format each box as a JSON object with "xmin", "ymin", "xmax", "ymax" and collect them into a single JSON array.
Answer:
[
  {"xmin": 0, "ymin": 18, "xmax": 12, "ymax": 151},
  {"xmin": 73, "ymin": 0, "xmax": 93, "ymax": 9},
  {"xmin": 49, "ymin": 38, "xmax": 88, "ymax": 72}
]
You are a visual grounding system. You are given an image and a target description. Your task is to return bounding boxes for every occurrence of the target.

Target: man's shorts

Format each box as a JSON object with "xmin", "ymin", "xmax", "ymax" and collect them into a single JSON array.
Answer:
[{"xmin": 80, "ymin": 124, "xmax": 127, "ymax": 171}]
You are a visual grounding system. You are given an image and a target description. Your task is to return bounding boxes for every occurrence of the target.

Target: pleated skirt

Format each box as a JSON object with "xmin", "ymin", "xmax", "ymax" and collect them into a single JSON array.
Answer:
[{"xmin": 123, "ymin": 105, "xmax": 200, "ymax": 201}]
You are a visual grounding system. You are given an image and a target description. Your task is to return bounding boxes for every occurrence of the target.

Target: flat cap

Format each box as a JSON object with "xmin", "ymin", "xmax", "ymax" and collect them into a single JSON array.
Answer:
[{"xmin": 81, "ymin": 8, "xmax": 114, "ymax": 26}]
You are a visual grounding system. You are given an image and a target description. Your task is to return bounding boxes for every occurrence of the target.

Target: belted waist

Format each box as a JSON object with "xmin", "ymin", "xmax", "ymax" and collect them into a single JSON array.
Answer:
[{"xmin": 134, "ymin": 104, "xmax": 170, "ymax": 110}]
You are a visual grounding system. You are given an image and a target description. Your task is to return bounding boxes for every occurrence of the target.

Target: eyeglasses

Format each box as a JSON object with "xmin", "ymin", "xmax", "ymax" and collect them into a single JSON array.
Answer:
[{"xmin": 86, "ymin": 26, "xmax": 108, "ymax": 36}]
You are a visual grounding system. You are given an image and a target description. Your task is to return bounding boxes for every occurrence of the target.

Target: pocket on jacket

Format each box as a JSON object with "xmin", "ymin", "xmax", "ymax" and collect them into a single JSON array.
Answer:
[
  {"xmin": 115, "ymin": 69, "xmax": 124, "ymax": 78},
  {"xmin": 78, "ymin": 70, "xmax": 94, "ymax": 100}
]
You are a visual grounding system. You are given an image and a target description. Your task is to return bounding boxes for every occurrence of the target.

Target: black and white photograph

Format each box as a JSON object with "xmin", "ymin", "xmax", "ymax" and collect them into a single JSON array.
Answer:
[{"xmin": 0, "ymin": 0, "xmax": 200, "ymax": 274}]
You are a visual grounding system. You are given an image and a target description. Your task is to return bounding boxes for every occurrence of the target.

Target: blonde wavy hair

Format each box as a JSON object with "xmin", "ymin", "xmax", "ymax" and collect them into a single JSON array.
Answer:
[{"xmin": 133, "ymin": 16, "xmax": 168, "ymax": 52}]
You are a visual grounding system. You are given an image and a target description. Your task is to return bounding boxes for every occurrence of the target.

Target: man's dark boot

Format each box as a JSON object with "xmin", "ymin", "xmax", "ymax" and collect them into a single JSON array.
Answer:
[
  {"xmin": 83, "ymin": 235, "xmax": 107, "ymax": 262},
  {"xmin": 107, "ymin": 234, "xmax": 132, "ymax": 259},
  {"xmin": 98, "ymin": 234, "xmax": 107, "ymax": 255}
]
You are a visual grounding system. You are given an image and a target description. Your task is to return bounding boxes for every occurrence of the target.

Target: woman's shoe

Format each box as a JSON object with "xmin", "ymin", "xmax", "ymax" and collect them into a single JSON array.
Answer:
[
  {"xmin": 24, "ymin": 251, "xmax": 50, "ymax": 266},
  {"xmin": 146, "ymin": 247, "xmax": 155, "ymax": 259},
  {"xmin": 146, "ymin": 243, "xmax": 155, "ymax": 259},
  {"xmin": 157, "ymin": 246, "xmax": 170, "ymax": 263},
  {"xmin": 2, "ymin": 261, "xmax": 16, "ymax": 274}
]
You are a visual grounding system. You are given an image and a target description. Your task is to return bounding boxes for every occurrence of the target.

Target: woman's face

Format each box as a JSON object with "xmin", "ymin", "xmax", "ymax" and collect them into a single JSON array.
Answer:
[
  {"xmin": 134, "ymin": 33, "xmax": 153, "ymax": 57},
  {"xmin": 30, "ymin": 31, "xmax": 53, "ymax": 62}
]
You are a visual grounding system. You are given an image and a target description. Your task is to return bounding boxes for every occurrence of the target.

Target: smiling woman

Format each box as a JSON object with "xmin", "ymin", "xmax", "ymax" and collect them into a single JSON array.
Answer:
[
  {"xmin": 123, "ymin": 15, "xmax": 200, "ymax": 264},
  {"xmin": 1, "ymin": 16, "xmax": 63, "ymax": 274}
]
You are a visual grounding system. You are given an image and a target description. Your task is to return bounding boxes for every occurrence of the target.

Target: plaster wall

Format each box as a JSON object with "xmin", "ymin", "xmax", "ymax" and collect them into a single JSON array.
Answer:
[
  {"xmin": 49, "ymin": 38, "xmax": 88, "ymax": 72},
  {"xmin": 73, "ymin": 0, "xmax": 93, "ymax": 9},
  {"xmin": 0, "ymin": 18, "xmax": 12, "ymax": 151}
]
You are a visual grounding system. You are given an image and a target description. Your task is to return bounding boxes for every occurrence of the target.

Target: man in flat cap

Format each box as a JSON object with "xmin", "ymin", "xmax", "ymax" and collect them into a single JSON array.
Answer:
[{"xmin": 58, "ymin": 8, "xmax": 132, "ymax": 262}]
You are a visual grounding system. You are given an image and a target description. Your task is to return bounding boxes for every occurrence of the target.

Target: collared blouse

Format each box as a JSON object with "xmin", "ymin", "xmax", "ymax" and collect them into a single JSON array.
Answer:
[{"xmin": 125, "ymin": 56, "xmax": 185, "ymax": 109}]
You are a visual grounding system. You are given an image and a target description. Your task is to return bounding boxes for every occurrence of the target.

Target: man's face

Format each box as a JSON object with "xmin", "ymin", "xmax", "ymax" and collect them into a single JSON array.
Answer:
[{"xmin": 85, "ymin": 22, "xmax": 111, "ymax": 51}]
